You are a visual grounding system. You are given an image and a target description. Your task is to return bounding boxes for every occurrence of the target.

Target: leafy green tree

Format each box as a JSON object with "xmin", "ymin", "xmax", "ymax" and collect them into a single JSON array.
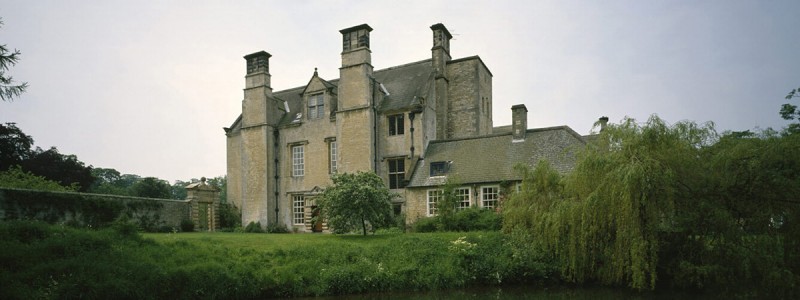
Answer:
[
  {"xmin": 170, "ymin": 179, "xmax": 193, "ymax": 200},
  {"xmin": 21, "ymin": 147, "xmax": 95, "ymax": 192},
  {"xmin": 89, "ymin": 167, "xmax": 127, "ymax": 195},
  {"xmin": 781, "ymin": 86, "xmax": 800, "ymax": 134},
  {"xmin": 504, "ymin": 115, "xmax": 800, "ymax": 293},
  {"xmin": 0, "ymin": 165, "xmax": 77, "ymax": 192},
  {"xmin": 0, "ymin": 122, "xmax": 33, "ymax": 170},
  {"xmin": 0, "ymin": 18, "xmax": 27, "ymax": 102},
  {"xmin": 317, "ymin": 172, "xmax": 394, "ymax": 235},
  {"xmin": 207, "ymin": 176, "xmax": 227, "ymax": 203},
  {"xmin": 130, "ymin": 177, "xmax": 171, "ymax": 199},
  {"xmin": 435, "ymin": 177, "xmax": 461, "ymax": 230}
]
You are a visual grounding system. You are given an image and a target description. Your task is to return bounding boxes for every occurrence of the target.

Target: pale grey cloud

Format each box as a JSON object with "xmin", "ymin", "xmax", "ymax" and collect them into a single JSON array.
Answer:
[{"xmin": 1, "ymin": 0, "xmax": 798, "ymax": 182}]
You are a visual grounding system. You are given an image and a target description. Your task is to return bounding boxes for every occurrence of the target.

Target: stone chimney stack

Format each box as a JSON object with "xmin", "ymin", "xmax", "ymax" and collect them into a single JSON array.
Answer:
[
  {"xmin": 338, "ymin": 24, "xmax": 373, "ymax": 110},
  {"xmin": 431, "ymin": 23, "xmax": 453, "ymax": 140},
  {"xmin": 430, "ymin": 23, "xmax": 452, "ymax": 76},
  {"xmin": 511, "ymin": 104, "xmax": 528, "ymax": 141},
  {"xmin": 242, "ymin": 51, "xmax": 273, "ymax": 127},
  {"xmin": 598, "ymin": 116, "xmax": 609, "ymax": 132},
  {"xmin": 337, "ymin": 24, "xmax": 376, "ymax": 173},
  {"xmin": 244, "ymin": 51, "xmax": 271, "ymax": 91}
]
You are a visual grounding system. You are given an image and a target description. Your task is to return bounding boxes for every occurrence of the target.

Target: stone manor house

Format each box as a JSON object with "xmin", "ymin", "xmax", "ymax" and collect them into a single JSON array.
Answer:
[{"xmin": 225, "ymin": 23, "xmax": 590, "ymax": 231}]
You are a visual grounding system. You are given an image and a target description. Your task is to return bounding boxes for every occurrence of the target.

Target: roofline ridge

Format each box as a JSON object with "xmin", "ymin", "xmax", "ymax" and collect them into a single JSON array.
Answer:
[
  {"xmin": 266, "ymin": 59, "xmax": 433, "ymax": 95},
  {"xmin": 526, "ymin": 125, "xmax": 588, "ymax": 144},
  {"xmin": 430, "ymin": 131, "xmax": 512, "ymax": 144},
  {"xmin": 373, "ymin": 58, "xmax": 432, "ymax": 73},
  {"xmin": 428, "ymin": 125, "xmax": 586, "ymax": 144},
  {"xmin": 448, "ymin": 55, "xmax": 493, "ymax": 77}
]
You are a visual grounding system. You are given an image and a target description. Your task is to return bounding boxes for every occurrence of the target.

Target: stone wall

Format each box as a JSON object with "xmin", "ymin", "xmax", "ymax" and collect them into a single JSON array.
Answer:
[
  {"xmin": 446, "ymin": 57, "xmax": 493, "ymax": 139},
  {"xmin": 404, "ymin": 183, "xmax": 512, "ymax": 224},
  {"xmin": 280, "ymin": 103, "xmax": 337, "ymax": 231},
  {"xmin": 0, "ymin": 188, "xmax": 191, "ymax": 230}
]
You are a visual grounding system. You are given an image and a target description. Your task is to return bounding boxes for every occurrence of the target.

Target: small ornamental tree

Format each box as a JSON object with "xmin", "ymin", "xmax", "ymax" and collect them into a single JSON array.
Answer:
[{"xmin": 317, "ymin": 172, "xmax": 394, "ymax": 235}]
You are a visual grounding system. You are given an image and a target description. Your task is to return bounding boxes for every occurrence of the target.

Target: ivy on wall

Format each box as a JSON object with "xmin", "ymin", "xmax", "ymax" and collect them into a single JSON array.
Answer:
[{"xmin": 0, "ymin": 188, "xmax": 186, "ymax": 231}]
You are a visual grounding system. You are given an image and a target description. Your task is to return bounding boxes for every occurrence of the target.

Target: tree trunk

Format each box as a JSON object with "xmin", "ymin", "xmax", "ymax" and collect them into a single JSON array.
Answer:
[{"xmin": 361, "ymin": 216, "xmax": 367, "ymax": 236}]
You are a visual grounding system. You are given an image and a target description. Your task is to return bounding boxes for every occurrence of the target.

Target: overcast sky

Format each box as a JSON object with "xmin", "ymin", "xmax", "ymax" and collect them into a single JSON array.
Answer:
[{"xmin": 2, "ymin": 1, "xmax": 799, "ymax": 183}]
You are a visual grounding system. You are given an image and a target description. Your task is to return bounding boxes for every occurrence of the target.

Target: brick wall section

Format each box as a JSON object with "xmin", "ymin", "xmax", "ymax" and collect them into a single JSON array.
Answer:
[{"xmin": 0, "ymin": 188, "xmax": 191, "ymax": 229}]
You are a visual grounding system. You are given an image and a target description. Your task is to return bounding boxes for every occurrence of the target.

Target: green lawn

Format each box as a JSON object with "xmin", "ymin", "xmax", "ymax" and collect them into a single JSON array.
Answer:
[
  {"xmin": 4, "ymin": 221, "xmax": 546, "ymax": 299},
  {"xmin": 143, "ymin": 231, "xmax": 467, "ymax": 252}
]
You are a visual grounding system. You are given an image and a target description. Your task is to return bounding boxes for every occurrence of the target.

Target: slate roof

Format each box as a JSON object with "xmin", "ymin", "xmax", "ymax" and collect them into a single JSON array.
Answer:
[
  {"xmin": 407, "ymin": 126, "xmax": 587, "ymax": 188},
  {"xmin": 228, "ymin": 59, "xmax": 436, "ymax": 131},
  {"xmin": 374, "ymin": 60, "xmax": 433, "ymax": 112}
]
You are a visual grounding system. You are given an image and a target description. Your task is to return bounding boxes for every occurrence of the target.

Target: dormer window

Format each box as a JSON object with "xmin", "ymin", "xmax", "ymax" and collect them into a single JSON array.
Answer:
[
  {"xmin": 308, "ymin": 94, "xmax": 324, "ymax": 119},
  {"xmin": 430, "ymin": 161, "xmax": 449, "ymax": 177}
]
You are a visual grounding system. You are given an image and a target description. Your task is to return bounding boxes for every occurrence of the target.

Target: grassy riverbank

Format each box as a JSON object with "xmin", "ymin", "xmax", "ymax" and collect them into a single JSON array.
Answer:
[{"xmin": 1, "ymin": 221, "xmax": 554, "ymax": 299}]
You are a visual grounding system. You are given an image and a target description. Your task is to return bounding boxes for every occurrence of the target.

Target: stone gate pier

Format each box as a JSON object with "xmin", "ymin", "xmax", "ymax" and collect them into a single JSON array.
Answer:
[{"xmin": 185, "ymin": 177, "xmax": 220, "ymax": 231}]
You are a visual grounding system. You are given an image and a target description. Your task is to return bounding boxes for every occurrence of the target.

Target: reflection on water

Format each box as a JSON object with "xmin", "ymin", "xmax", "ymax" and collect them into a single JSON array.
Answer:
[{"xmin": 295, "ymin": 285, "xmax": 699, "ymax": 300}]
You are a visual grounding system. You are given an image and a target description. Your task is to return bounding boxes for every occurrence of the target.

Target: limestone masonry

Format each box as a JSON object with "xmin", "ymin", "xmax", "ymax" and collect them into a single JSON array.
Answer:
[{"xmin": 225, "ymin": 23, "xmax": 591, "ymax": 231}]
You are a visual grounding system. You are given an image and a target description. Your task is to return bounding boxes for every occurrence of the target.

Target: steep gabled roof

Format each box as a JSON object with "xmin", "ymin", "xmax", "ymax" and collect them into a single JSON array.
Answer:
[
  {"xmin": 228, "ymin": 59, "xmax": 436, "ymax": 128},
  {"xmin": 406, "ymin": 126, "xmax": 587, "ymax": 187},
  {"xmin": 374, "ymin": 59, "xmax": 433, "ymax": 112}
]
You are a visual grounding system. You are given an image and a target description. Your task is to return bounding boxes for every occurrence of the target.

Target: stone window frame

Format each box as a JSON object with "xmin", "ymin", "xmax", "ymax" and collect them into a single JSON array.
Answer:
[
  {"xmin": 388, "ymin": 114, "xmax": 404, "ymax": 136},
  {"xmin": 387, "ymin": 157, "xmax": 405, "ymax": 189},
  {"xmin": 480, "ymin": 185, "xmax": 499, "ymax": 210},
  {"xmin": 427, "ymin": 189, "xmax": 442, "ymax": 217},
  {"xmin": 455, "ymin": 187, "xmax": 471, "ymax": 210},
  {"xmin": 308, "ymin": 93, "xmax": 325, "ymax": 120},
  {"xmin": 326, "ymin": 137, "xmax": 337, "ymax": 174},
  {"xmin": 292, "ymin": 194, "xmax": 305, "ymax": 225},
  {"xmin": 289, "ymin": 142, "xmax": 307, "ymax": 177}
]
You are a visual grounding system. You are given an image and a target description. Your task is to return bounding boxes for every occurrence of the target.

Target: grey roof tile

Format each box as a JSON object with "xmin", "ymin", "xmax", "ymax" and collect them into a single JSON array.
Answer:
[
  {"xmin": 229, "ymin": 59, "xmax": 435, "ymax": 128},
  {"xmin": 407, "ymin": 126, "xmax": 587, "ymax": 187}
]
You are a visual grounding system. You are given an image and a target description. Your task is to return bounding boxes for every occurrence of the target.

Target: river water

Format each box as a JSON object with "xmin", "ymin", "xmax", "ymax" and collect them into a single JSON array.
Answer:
[{"xmin": 295, "ymin": 285, "xmax": 703, "ymax": 300}]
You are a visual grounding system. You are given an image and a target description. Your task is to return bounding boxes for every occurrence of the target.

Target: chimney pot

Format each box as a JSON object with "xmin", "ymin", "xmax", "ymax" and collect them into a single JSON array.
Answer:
[
  {"xmin": 340, "ymin": 24, "xmax": 373, "ymax": 52},
  {"xmin": 244, "ymin": 51, "xmax": 271, "ymax": 75}
]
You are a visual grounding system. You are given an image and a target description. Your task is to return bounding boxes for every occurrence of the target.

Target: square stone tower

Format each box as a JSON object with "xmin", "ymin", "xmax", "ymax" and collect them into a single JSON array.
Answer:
[{"xmin": 336, "ymin": 24, "xmax": 377, "ymax": 173}]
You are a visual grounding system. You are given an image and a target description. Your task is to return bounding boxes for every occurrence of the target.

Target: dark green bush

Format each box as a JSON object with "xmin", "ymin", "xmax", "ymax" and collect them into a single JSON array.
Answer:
[
  {"xmin": 218, "ymin": 203, "xmax": 241, "ymax": 230},
  {"xmin": 412, "ymin": 216, "xmax": 440, "ymax": 232},
  {"xmin": 413, "ymin": 208, "xmax": 502, "ymax": 232},
  {"xmin": 244, "ymin": 221, "xmax": 263, "ymax": 233},
  {"xmin": 180, "ymin": 219, "xmax": 195, "ymax": 232},
  {"xmin": 265, "ymin": 222, "xmax": 289, "ymax": 233},
  {"xmin": 112, "ymin": 218, "xmax": 139, "ymax": 237},
  {"xmin": 451, "ymin": 207, "xmax": 502, "ymax": 231}
]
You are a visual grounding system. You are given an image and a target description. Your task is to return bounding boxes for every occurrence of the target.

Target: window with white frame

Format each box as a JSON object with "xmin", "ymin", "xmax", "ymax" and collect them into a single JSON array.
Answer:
[
  {"xmin": 329, "ymin": 140, "xmax": 337, "ymax": 174},
  {"xmin": 292, "ymin": 145, "xmax": 304, "ymax": 177},
  {"xmin": 292, "ymin": 195, "xmax": 305, "ymax": 225},
  {"xmin": 308, "ymin": 94, "xmax": 324, "ymax": 119},
  {"xmin": 455, "ymin": 187, "xmax": 471, "ymax": 210},
  {"xmin": 427, "ymin": 189, "xmax": 442, "ymax": 216},
  {"xmin": 481, "ymin": 186, "xmax": 499, "ymax": 209}
]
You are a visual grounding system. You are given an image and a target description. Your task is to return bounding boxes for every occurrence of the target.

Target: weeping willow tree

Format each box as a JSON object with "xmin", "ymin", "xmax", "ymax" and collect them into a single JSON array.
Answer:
[{"xmin": 504, "ymin": 115, "xmax": 717, "ymax": 290}]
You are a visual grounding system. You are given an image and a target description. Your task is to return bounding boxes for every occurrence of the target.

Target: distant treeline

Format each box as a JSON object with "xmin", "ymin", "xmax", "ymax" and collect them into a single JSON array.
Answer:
[{"xmin": 0, "ymin": 122, "xmax": 225, "ymax": 201}]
